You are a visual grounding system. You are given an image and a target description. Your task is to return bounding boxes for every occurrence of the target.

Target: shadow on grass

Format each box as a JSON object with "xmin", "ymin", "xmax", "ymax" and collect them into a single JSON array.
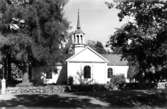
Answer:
[
  {"xmin": 72, "ymin": 90, "xmax": 167, "ymax": 108},
  {"xmin": 0, "ymin": 90, "xmax": 167, "ymax": 108},
  {"xmin": 0, "ymin": 94, "xmax": 102, "ymax": 108}
]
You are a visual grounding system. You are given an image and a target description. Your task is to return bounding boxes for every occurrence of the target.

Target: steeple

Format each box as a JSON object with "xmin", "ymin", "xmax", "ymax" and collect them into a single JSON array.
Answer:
[
  {"xmin": 72, "ymin": 9, "xmax": 85, "ymax": 54},
  {"xmin": 77, "ymin": 9, "xmax": 81, "ymax": 29}
]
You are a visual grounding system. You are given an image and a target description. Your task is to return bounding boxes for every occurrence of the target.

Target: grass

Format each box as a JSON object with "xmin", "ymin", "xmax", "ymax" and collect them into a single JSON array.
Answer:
[
  {"xmin": 0, "ymin": 89, "xmax": 167, "ymax": 108},
  {"xmin": 74, "ymin": 90, "xmax": 167, "ymax": 107}
]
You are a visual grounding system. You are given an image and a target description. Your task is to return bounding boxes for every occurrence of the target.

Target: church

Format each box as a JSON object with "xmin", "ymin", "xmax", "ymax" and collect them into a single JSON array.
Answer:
[
  {"xmin": 41, "ymin": 12, "xmax": 129, "ymax": 84},
  {"xmin": 41, "ymin": 11, "xmax": 129, "ymax": 85},
  {"xmin": 65, "ymin": 11, "xmax": 129, "ymax": 84}
]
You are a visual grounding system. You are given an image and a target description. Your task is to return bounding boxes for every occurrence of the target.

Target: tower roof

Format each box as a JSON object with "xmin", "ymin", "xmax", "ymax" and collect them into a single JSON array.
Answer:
[
  {"xmin": 74, "ymin": 9, "xmax": 84, "ymax": 34},
  {"xmin": 77, "ymin": 9, "xmax": 81, "ymax": 29}
]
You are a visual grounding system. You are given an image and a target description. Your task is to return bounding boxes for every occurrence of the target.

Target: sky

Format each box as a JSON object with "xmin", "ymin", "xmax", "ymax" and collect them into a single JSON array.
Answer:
[{"xmin": 64, "ymin": 0, "xmax": 128, "ymax": 44}]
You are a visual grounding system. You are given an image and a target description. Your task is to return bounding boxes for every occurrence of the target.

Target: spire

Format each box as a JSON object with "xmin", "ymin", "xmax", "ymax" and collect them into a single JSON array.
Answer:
[{"xmin": 77, "ymin": 9, "xmax": 81, "ymax": 29}]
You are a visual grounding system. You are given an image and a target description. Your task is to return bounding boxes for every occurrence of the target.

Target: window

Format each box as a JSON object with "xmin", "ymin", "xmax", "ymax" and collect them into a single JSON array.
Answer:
[
  {"xmin": 46, "ymin": 72, "xmax": 52, "ymax": 79},
  {"xmin": 84, "ymin": 66, "xmax": 91, "ymax": 78},
  {"xmin": 80, "ymin": 35, "xmax": 83, "ymax": 43},
  {"xmin": 108, "ymin": 68, "xmax": 113, "ymax": 78},
  {"xmin": 54, "ymin": 68, "xmax": 58, "ymax": 74},
  {"xmin": 77, "ymin": 35, "xmax": 79, "ymax": 43}
]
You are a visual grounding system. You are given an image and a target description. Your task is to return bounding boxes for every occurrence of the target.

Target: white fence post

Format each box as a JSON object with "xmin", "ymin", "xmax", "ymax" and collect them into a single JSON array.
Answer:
[{"xmin": 1, "ymin": 78, "xmax": 6, "ymax": 94}]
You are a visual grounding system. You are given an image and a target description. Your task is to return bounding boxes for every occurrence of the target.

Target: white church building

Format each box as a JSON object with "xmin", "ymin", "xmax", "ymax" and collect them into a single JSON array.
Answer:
[{"xmin": 66, "ymin": 11, "xmax": 129, "ymax": 84}]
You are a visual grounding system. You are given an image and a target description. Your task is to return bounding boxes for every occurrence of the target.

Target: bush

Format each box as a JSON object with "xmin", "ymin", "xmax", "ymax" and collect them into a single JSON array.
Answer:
[
  {"xmin": 76, "ymin": 72, "xmax": 93, "ymax": 85},
  {"xmin": 122, "ymin": 83, "xmax": 157, "ymax": 90},
  {"xmin": 105, "ymin": 75, "xmax": 126, "ymax": 91},
  {"xmin": 67, "ymin": 76, "xmax": 74, "ymax": 85},
  {"xmin": 67, "ymin": 84, "xmax": 107, "ymax": 92}
]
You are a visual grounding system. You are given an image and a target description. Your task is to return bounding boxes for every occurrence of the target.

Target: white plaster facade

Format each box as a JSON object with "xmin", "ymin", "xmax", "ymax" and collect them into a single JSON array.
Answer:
[
  {"xmin": 66, "ymin": 46, "xmax": 109, "ymax": 84},
  {"xmin": 66, "ymin": 46, "xmax": 129, "ymax": 84},
  {"xmin": 42, "ymin": 65, "xmax": 63, "ymax": 84},
  {"xmin": 107, "ymin": 66, "xmax": 129, "ymax": 82},
  {"xmin": 43, "ymin": 71, "xmax": 59, "ymax": 84}
]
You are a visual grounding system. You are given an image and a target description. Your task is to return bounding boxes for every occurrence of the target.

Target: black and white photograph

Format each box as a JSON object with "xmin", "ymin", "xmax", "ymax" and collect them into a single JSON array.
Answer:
[{"xmin": 0, "ymin": 0, "xmax": 167, "ymax": 108}]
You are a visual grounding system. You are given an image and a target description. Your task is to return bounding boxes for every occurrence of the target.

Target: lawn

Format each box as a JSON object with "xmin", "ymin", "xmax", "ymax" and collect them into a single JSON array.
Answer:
[{"xmin": 0, "ymin": 90, "xmax": 167, "ymax": 109}]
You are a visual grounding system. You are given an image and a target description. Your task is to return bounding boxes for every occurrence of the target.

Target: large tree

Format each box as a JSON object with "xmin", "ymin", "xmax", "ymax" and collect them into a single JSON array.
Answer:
[
  {"xmin": 0, "ymin": 0, "xmax": 69, "ymax": 85},
  {"xmin": 87, "ymin": 40, "xmax": 107, "ymax": 54},
  {"xmin": 107, "ymin": 0, "xmax": 167, "ymax": 82}
]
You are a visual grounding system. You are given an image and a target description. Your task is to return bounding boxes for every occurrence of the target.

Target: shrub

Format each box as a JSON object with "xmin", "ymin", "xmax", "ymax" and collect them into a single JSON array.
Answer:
[
  {"xmin": 122, "ymin": 83, "xmax": 157, "ymax": 90},
  {"xmin": 67, "ymin": 84, "xmax": 107, "ymax": 92},
  {"xmin": 67, "ymin": 76, "xmax": 74, "ymax": 85},
  {"xmin": 105, "ymin": 75, "xmax": 126, "ymax": 91},
  {"xmin": 76, "ymin": 72, "xmax": 93, "ymax": 85}
]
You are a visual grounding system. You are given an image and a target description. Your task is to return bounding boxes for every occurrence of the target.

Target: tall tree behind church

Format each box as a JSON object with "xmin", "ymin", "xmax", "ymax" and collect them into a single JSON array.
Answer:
[{"xmin": 87, "ymin": 40, "xmax": 107, "ymax": 54}]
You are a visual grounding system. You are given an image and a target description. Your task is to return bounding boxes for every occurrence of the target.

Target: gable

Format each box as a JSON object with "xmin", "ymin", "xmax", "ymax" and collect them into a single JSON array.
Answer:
[{"xmin": 66, "ymin": 46, "xmax": 108, "ymax": 63}]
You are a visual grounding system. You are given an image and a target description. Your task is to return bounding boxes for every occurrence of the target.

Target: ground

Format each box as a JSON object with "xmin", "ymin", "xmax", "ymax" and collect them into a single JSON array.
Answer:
[{"xmin": 0, "ymin": 90, "xmax": 167, "ymax": 109}]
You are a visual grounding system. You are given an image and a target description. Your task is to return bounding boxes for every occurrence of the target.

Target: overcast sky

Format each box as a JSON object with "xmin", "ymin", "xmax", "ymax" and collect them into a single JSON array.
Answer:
[{"xmin": 64, "ymin": 0, "xmax": 128, "ymax": 44}]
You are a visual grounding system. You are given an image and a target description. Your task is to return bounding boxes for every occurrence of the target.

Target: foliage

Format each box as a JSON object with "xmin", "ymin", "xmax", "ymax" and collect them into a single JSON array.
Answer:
[
  {"xmin": 122, "ymin": 83, "xmax": 157, "ymax": 90},
  {"xmin": 0, "ymin": 0, "xmax": 69, "ymax": 83},
  {"xmin": 0, "ymin": 0, "xmax": 69, "ymax": 61},
  {"xmin": 107, "ymin": 0, "xmax": 167, "ymax": 82},
  {"xmin": 11, "ymin": 63, "xmax": 23, "ymax": 81},
  {"xmin": 87, "ymin": 40, "xmax": 107, "ymax": 54},
  {"xmin": 68, "ymin": 84, "xmax": 107, "ymax": 92},
  {"xmin": 105, "ymin": 75, "xmax": 126, "ymax": 91},
  {"xmin": 67, "ymin": 76, "xmax": 73, "ymax": 85},
  {"xmin": 76, "ymin": 72, "xmax": 93, "ymax": 85}
]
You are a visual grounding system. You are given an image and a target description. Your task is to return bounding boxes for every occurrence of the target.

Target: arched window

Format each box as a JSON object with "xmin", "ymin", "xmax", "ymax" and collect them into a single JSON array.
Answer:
[
  {"xmin": 84, "ymin": 66, "xmax": 91, "ymax": 78},
  {"xmin": 108, "ymin": 68, "xmax": 113, "ymax": 78},
  {"xmin": 54, "ymin": 68, "xmax": 58, "ymax": 74},
  {"xmin": 46, "ymin": 72, "xmax": 52, "ymax": 79},
  {"xmin": 77, "ymin": 35, "xmax": 79, "ymax": 43},
  {"xmin": 80, "ymin": 35, "xmax": 83, "ymax": 43}
]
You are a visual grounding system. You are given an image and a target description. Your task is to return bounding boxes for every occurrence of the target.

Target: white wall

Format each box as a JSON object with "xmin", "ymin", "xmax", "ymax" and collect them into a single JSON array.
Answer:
[
  {"xmin": 67, "ymin": 62, "xmax": 108, "ymax": 84},
  {"xmin": 107, "ymin": 66, "xmax": 129, "ymax": 82},
  {"xmin": 42, "ymin": 66, "xmax": 63, "ymax": 84},
  {"xmin": 67, "ymin": 62, "xmax": 129, "ymax": 84},
  {"xmin": 74, "ymin": 45, "xmax": 85, "ymax": 54},
  {"xmin": 44, "ymin": 72, "xmax": 59, "ymax": 84}
]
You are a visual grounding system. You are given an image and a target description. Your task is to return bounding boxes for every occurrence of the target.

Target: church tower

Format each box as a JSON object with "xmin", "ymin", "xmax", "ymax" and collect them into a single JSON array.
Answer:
[{"xmin": 72, "ymin": 9, "xmax": 85, "ymax": 54}]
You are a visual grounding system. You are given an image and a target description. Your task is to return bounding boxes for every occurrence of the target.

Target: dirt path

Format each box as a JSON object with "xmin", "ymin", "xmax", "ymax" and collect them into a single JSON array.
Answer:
[
  {"xmin": 0, "ymin": 94, "xmax": 16, "ymax": 101},
  {"xmin": 57, "ymin": 93, "xmax": 110, "ymax": 107}
]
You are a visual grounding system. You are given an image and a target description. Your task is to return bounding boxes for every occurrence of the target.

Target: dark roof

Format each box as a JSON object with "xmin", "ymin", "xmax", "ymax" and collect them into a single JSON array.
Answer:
[{"xmin": 102, "ymin": 54, "xmax": 128, "ymax": 66}]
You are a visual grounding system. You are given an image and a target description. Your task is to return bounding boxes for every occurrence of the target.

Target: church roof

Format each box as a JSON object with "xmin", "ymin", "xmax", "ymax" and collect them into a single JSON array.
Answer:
[
  {"xmin": 66, "ymin": 46, "xmax": 109, "ymax": 63},
  {"xmin": 66, "ymin": 45, "xmax": 128, "ymax": 66},
  {"xmin": 102, "ymin": 54, "xmax": 128, "ymax": 66}
]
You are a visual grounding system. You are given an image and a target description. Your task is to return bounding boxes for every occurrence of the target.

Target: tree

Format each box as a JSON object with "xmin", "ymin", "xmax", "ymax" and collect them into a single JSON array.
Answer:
[
  {"xmin": 107, "ymin": 0, "xmax": 167, "ymax": 82},
  {"xmin": 87, "ymin": 40, "xmax": 107, "ymax": 54},
  {"xmin": 0, "ymin": 0, "xmax": 69, "ymax": 85}
]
